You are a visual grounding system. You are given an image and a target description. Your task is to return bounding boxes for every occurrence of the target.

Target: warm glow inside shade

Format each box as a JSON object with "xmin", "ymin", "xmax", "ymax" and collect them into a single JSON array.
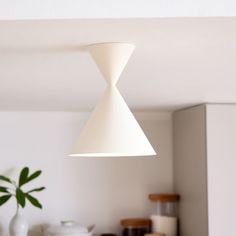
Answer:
[{"xmin": 69, "ymin": 43, "xmax": 156, "ymax": 157}]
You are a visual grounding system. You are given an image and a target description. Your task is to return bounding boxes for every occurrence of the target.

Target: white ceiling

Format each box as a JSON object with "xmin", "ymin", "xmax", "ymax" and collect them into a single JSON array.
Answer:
[
  {"xmin": 1, "ymin": 0, "xmax": 236, "ymax": 20},
  {"xmin": 1, "ymin": 18, "xmax": 236, "ymax": 111}
]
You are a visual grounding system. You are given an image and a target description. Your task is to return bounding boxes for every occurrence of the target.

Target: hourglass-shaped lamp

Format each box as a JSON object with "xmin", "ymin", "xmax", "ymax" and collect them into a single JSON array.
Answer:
[{"xmin": 69, "ymin": 43, "xmax": 156, "ymax": 157}]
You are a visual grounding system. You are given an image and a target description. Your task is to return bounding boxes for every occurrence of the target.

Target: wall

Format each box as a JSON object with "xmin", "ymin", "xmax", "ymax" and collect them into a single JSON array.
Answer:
[
  {"xmin": 0, "ymin": 111, "xmax": 173, "ymax": 236},
  {"xmin": 206, "ymin": 104, "xmax": 236, "ymax": 236},
  {"xmin": 173, "ymin": 105, "xmax": 208, "ymax": 236}
]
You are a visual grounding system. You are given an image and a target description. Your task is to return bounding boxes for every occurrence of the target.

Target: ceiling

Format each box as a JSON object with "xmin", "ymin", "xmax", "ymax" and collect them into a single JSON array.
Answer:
[
  {"xmin": 1, "ymin": 18, "xmax": 236, "ymax": 112},
  {"xmin": 1, "ymin": 0, "xmax": 236, "ymax": 20}
]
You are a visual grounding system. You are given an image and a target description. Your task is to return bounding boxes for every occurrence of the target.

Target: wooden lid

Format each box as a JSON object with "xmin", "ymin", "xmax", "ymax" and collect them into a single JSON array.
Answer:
[
  {"xmin": 120, "ymin": 218, "xmax": 151, "ymax": 227},
  {"xmin": 145, "ymin": 234, "xmax": 165, "ymax": 236},
  {"xmin": 148, "ymin": 194, "xmax": 180, "ymax": 202}
]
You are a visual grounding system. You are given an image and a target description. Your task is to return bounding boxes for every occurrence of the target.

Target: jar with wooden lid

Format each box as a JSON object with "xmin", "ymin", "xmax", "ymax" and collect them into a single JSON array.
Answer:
[
  {"xmin": 120, "ymin": 218, "xmax": 151, "ymax": 236},
  {"xmin": 149, "ymin": 194, "xmax": 180, "ymax": 236}
]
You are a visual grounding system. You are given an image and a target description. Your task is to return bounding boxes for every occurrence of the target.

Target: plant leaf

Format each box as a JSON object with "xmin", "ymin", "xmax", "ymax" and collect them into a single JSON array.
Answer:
[
  {"xmin": 26, "ymin": 170, "xmax": 42, "ymax": 184},
  {"xmin": 0, "ymin": 186, "xmax": 9, "ymax": 193},
  {"xmin": 26, "ymin": 194, "xmax": 42, "ymax": 209},
  {"xmin": 19, "ymin": 169, "xmax": 42, "ymax": 187},
  {"xmin": 0, "ymin": 175, "xmax": 12, "ymax": 184},
  {"xmin": 16, "ymin": 188, "xmax": 26, "ymax": 208},
  {"xmin": 27, "ymin": 187, "xmax": 45, "ymax": 193},
  {"xmin": 0, "ymin": 194, "xmax": 12, "ymax": 206},
  {"xmin": 19, "ymin": 167, "xmax": 29, "ymax": 187}
]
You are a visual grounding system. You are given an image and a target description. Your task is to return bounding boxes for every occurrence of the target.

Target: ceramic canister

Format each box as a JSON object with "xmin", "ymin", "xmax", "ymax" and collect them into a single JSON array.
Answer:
[{"xmin": 46, "ymin": 221, "xmax": 94, "ymax": 236}]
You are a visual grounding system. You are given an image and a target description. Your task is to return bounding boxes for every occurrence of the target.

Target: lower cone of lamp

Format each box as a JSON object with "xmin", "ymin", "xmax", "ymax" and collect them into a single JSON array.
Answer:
[{"xmin": 69, "ymin": 87, "xmax": 156, "ymax": 157}]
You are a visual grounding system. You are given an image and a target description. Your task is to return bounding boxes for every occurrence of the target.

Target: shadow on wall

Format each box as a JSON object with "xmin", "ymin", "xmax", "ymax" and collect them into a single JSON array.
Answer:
[
  {"xmin": 0, "ymin": 167, "xmax": 15, "ymax": 179},
  {"xmin": 0, "ymin": 223, "xmax": 3, "ymax": 236},
  {"xmin": 28, "ymin": 223, "xmax": 50, "ymax": 236}
]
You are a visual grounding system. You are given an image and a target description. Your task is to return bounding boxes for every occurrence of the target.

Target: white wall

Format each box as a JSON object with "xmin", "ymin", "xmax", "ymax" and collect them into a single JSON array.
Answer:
[
  {"xmin": 173, "ymin": 105, "xmax": 208, "ymax": 236},
  {"xmin": 0, "ymin": 111, "xmax": 173, "ymax": 236},
  {"xmin": 206, "ymin": 104, "xmax": 236, "ymax": 236}
]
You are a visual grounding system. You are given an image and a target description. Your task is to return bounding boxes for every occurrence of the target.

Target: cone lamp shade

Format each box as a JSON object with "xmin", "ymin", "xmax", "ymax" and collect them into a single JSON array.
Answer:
[{"xmin": 69, "ymin": 43, "xmax": 156, "ymax": 157}]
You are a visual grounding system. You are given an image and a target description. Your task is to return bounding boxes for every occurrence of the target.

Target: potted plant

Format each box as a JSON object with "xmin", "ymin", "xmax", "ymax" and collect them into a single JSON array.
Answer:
[{"xmin": 0, "ymin": 167, "xmax": 45, "ymax": 236}]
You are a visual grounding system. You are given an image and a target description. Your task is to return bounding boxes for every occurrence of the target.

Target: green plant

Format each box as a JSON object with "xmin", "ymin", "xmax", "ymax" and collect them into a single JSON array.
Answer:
[{"xmin": 0, "ymin": 167, "xmax": 45, "ymax": 209}]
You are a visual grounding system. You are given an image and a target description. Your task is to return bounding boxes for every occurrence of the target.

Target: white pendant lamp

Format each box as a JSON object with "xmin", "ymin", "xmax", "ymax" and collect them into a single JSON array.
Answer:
[{"xmin": 69, "ymin": 43, "xmax": 156, "ymax": 157}]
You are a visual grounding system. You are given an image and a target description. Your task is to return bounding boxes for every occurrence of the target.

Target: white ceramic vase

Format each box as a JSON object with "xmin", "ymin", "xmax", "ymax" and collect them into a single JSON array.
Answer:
[{"xmin": 9, "ymin": 208, "xmax": 28, "ymax": 236}]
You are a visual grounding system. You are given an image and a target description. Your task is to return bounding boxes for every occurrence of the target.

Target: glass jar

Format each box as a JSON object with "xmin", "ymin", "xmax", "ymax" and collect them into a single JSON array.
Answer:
[
  {"xmin": 149, "ymin": 194, "xmax": 180, "ymax": 236},
  {"xmin": 120, "ymin": 218, "xmax": 151, "ymax": 236}
]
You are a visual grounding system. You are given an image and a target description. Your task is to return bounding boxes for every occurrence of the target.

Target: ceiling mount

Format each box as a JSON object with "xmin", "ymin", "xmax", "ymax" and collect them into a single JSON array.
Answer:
[{"xmin": 69, "ymin": 42, "xmax": 156, "ymax": 157}]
